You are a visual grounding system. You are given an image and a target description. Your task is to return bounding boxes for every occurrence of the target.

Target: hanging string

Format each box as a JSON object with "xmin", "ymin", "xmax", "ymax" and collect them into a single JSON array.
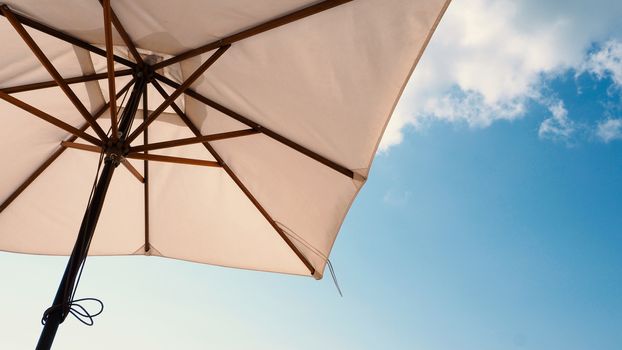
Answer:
[
  {"xmin": 276, "ymin": 221, "xmax": 344, "ymax": 297},
  {"xmin": 326, "ymin": 259, "xmax": 343, "ymax": 297}
]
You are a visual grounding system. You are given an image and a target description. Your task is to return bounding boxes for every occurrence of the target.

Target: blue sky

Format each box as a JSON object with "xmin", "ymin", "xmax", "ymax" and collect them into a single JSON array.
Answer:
[{"xmin": 2, "ymin": 1, "xmax": 622, "ymax": 349}]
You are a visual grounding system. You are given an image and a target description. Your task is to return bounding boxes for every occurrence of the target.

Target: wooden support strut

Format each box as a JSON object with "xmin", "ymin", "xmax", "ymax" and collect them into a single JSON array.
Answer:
[
  {"xmin": 103, "ymin": 0, "xmax": 118, "ymax": 141},
  {"xmin": 125, "ymin": 153, "xmax": 221, "ymax": 167},
  {"xmin": 150, "ymin": 80, "xmax": 317, "ymax": 276},
  {"xmin": 120, "ymin": 159, "xmax": 145, "ymax": 183},
  {"xmin": 60, "ymin": 141, "xmax": 101, "ymax": 153},
  {"xmin": 61, "ymin": 141, "xmax": 221, "ymax": 168},
  {"xmin": 0, "ymin": 69, "xmax": 133, "ymax": 95},
  {"xmin": 129, "ymin": 129, "xmax": 259, "ymax": 153}
]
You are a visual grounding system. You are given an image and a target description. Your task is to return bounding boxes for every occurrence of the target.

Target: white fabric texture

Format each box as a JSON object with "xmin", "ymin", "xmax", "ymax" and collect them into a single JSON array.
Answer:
[{"xmin": 0, "ymin": 0, "xmax": 450, "ymax": 278}]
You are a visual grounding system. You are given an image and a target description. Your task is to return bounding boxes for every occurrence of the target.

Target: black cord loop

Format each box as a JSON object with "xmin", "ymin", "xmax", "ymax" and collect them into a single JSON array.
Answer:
[{"xmin": 41, "ymin": 298, "xmax": 104, "ymax": 326}]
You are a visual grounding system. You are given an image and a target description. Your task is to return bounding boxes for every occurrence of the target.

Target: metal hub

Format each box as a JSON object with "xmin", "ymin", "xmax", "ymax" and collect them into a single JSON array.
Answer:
[{"xmin": 104, "ymin": 142, "xmax": 128, "ymax": 166}]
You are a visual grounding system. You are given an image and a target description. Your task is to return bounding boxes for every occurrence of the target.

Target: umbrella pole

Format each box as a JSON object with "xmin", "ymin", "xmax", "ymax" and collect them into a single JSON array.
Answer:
[{"xmin": 36, "ymin": 72, "xmax": 148, "ymax": 350}]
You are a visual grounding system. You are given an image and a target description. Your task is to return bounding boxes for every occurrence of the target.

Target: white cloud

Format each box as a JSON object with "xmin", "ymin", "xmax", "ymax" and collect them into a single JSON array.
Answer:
[
  {"xmin": 582, "ymin": 40, "xmax": 622, "ymax": 86},
  {"xmin": 596, "ymin": 119, "xmax": 622, "ymax": 142},
  {"xmin": 381, "ymin": 0, "xmax": 622, "ymax": 151},
  {"xmin": 538, "ymin": 100, "xmax": 575, "ymax": 141},
  {"xmin": 422, "ymin": 90, "xmax": 526, "ymax": 128}
]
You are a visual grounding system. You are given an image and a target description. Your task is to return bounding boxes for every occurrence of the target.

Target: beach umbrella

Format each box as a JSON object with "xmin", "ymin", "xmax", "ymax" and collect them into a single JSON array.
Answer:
[{"xmin": 0, "ymin": 0, "xmax": 450, "ymax": 348}]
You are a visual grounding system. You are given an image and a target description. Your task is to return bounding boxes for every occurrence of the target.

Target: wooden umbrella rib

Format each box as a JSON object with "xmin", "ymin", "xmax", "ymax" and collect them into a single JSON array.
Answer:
[
  {"xmin": 103, "ymin": 0, "xmax": 118, "ymax": 141},
  {"xmin": 125, "ymin": 45, "xmax": 230, "ymax": 144},
  {"xmin": 154, "ymin": 73, "xmax": 355, "ymax": 179},
  {"xmin": 59, "ymin": 142, "xmax": 192, "ymax": 171},
  {"xmin": 125, "ymin": 153, "xmax": 221, "ymax": 167},
  {"xmin": 0, "ymin": 5, "xmax": 135, "ymax": 68},
  {"xmin": 97, "ymin": 0, "xmax": 143, "ymax": 64},
  {"xmin": 60, "ymin": 141, "xmax": 101, "ymax": 153},
  {"xmin": 0, "ymin": 79, "xmax": 134, "ymax": 215},
  {"xmin": 0, "ymin": 69, "xmax": 133, "ymax": 95},
  {"xmin": 152, "ymin": 83, "xmax": 316, "ymax": 275},
  {"xmin": 129, "ymin": 129, "xmax": 259, "ymax": 153},
  {"xmin": 1, "ymin": 6, "xmax": 109, "ymax": 141},
  {"xmin": 152, "ymin": 0, "xmax": 353, "ymax": 70},
  {"xmin": 0, "ymin": 91, "xmax": 101, "ymax": 146},
  {"xmin": 121, "ymin": 158, "xmax": 144, "ymax": 183}
]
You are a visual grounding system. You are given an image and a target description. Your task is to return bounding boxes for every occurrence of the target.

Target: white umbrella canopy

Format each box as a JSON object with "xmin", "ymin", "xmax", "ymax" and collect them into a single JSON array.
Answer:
[{"xmin": 0, "ymin": 0, "xmax": 450, "ymax": 348}]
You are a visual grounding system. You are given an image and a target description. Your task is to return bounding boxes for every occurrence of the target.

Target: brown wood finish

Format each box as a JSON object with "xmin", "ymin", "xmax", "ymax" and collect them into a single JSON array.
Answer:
[
  {"xmin": 98, "ymin": 0, "xmax": 143, "ymax": 64},
  {"xmin": 125, "ymin": 153, "xmax": 221, "ymax": 167},
  {"xmin": 121, "ymin": 158, "xmax": 144, "ymax": 183},
  {"xmin": 0, "ymin": 90, "xmax": 102, "ymax": 146},
  {"xmin": 152, "ymin": 84, "xmax": 316, "ymax": 276},
  {"xmin": 0, "ymin": 5, "xmax": 135, "ymax": 68},
  {"xmin": 60, "ymin": 141, "xmax": 102, "ymax": 153},
  {"xmin": 0, "ymin": 80, "xmax": 134, "ymax": 215},
  {"xmin": 125, "ymin": 45, "xmax": 230, "ymax": 144},
  {"xmin": 154, "ymin": 73, "xmax": 355, "ymax": 179},
  {"xmin": 102, "ymin": 0, "xmax": 118, "ymax": 142},
  {"xmin": 129, "ymin": 129, "xmax": 259, "ymax": 153},
  {"xmin": 152, "ymin": 0, "xmax": 353, "ymax": 70},
  {"xmin": 1, "ymin": 70, "xmax": 133, "ymax": 95},
  {"xmin": 1, "ymin": 6, "xmax": 109, "ymax": 141},
  {"xmin": 103, "ymin": 0, "xmax": 118, "ymax": 141}
]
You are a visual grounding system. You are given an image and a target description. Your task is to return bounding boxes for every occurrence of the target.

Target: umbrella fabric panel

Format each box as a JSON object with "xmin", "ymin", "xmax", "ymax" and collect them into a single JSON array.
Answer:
[
  {"xmin": 0, "ymin": 145, "xmax": 145, "ymax": 256},
  {"xmin": 0, "ymin": 91, "xmax": 73, "ymax": 210},
  {"xmin": 184, "ymin": 92, "xmax": 250, "ymax": 136},
  {"xmin": 145, "ymin": 120, "xmax": 310, "ymax": 276},
  {"xmin": 183, "ymin": 0, "xmax": 448, "ymax": 173},
  {"xmin": 206, "ymin": 132, "xmax": 362, "ymax": 277},
  {"xmin": 0, "ymin": 83, "xmax": 107, "ymax": 207},
  {"xmin": 174, "ymin": 0, "xmax": 449, "ymax": 275},
  {"xmin": 112, "ymin": 0, "xmax": 320, "ymax": 56}
]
